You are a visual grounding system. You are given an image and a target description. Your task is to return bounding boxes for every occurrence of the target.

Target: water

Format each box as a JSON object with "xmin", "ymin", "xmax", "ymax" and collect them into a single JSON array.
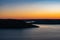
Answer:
[{"xmin": 0, "ymin": 24, "xmax": 60, "ymax": 40}]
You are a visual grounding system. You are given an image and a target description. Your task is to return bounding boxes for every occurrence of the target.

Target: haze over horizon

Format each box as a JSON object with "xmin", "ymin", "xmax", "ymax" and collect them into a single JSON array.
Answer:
[{"xmin": 1, "ymin": 0, "xmax": 60, "ymax": 19}]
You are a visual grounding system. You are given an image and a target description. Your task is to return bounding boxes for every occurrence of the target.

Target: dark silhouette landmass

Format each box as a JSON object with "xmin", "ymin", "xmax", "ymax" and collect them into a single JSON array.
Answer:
[
  {"xmin": 0, "ymin": 19, "xmax": 38, "ymax": 29},
  {"xmin": 0, "ymin": 19, "xmax": 60, "ymax": 29}
]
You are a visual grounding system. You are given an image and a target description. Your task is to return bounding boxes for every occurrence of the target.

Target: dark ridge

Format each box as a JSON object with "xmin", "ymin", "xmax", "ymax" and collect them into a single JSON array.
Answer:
[
  {"xmin": 22, "ymin": 19, "xmax": 60, "ymax": 24},
  {"xmin": 0, "ymin": 19, "xmax": 60, "ymax": 29},
  {"xmin": 32, "ymin": 19, "xmax": 60, "ymax": 24},
  {"xmin": 0, "ymin": 19, "xmax": 38, "ymax": 29}
]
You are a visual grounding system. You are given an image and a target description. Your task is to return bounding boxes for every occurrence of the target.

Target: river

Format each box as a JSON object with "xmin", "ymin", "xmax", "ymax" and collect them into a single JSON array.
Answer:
[{"xmin": 0, "ymin": 24, "xmax": 60, "ymax": 40}]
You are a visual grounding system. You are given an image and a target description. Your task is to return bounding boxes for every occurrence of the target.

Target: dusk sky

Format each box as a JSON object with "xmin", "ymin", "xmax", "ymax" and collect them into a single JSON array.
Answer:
[{"xmin": 0, "ymin": 0, "xmax": 60, "ymax": 19}]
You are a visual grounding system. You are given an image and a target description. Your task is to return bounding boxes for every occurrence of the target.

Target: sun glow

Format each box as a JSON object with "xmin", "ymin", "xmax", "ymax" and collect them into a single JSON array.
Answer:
[{"xmin": 0, "ymin": 0, "xmax": 60, "ymax": 19}]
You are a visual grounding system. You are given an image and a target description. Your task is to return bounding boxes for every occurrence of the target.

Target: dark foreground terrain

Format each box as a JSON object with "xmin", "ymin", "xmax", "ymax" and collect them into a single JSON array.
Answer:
[
  {"xmin": 0, "ymin": 19, "xmax": 38, "ymax": 29},
  {"xmin": 0, "ymin": 19, "xmax": 60, "ymax": 28}
]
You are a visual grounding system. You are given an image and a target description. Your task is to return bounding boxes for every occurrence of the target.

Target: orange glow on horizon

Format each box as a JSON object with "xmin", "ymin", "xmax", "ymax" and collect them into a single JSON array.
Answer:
[
  {"xmin": 0, "ymin": 12, "xmax": 60, "ymax": 19},
  {"xmin": 1, "ymin": 4, "xmax": 60, "ymax": 19}
]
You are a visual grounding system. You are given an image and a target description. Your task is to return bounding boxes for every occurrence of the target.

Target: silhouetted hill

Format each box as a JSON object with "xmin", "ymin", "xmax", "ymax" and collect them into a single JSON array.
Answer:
[
  {"xmin": 0, "ymin": 19, "xmax": 60, "ymax": 29},
  {"xmin": 0, "ymin": 19, "xmax": 38, "ymax": 29}
]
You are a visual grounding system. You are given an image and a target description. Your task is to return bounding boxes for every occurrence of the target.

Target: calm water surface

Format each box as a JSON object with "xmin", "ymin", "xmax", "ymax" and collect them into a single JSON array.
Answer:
[{"xmin": 0, "ymin": 24, "xmax": 60, "ymax": 40}]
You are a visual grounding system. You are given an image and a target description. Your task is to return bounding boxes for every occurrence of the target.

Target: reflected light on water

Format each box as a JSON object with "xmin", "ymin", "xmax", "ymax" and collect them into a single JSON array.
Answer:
[
  {"xmin": 1, "ymin": 24, "xmax": 60, "ymax": 40},
  {"xmin": 33, "ymin": 24, "xmax": 60, "ymax": 29}
]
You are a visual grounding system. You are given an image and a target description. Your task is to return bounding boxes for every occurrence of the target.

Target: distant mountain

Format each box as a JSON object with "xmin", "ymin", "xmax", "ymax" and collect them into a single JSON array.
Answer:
[
  {"xmin": 20, "ymin": 19, "xmax": 60, "ymax": 24},
  {"xmin": 32, "ymin": 19, "xmax": 60, "ymax": 24}
]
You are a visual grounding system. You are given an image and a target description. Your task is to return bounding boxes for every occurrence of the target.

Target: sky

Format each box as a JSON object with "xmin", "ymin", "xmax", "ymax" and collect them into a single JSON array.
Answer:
[{"xmin": 0, "ymin": 0, "xmax": 60, "ymax": 19}]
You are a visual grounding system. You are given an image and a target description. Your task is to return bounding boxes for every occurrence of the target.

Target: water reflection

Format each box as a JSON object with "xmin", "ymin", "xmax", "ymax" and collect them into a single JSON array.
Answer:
[{"xmin": 1, "ymin": 24, "xmax": 60, "ymax": 40}]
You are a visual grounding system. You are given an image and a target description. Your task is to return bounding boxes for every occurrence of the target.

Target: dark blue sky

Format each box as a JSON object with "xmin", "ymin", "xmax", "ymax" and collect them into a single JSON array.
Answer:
[
  {"xmin": 1, "ymin": 0, "xmax": 60, "ymax": 4},
  {"xmin": 0, "ymin": 0, "xmax": 60, "ymax": 7}
]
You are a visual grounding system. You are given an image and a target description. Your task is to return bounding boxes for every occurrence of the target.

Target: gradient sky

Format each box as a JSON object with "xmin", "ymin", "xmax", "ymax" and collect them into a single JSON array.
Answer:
[{"xmin": 0, "ymin": 0, "xmax": 60, "ymax": 19}]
